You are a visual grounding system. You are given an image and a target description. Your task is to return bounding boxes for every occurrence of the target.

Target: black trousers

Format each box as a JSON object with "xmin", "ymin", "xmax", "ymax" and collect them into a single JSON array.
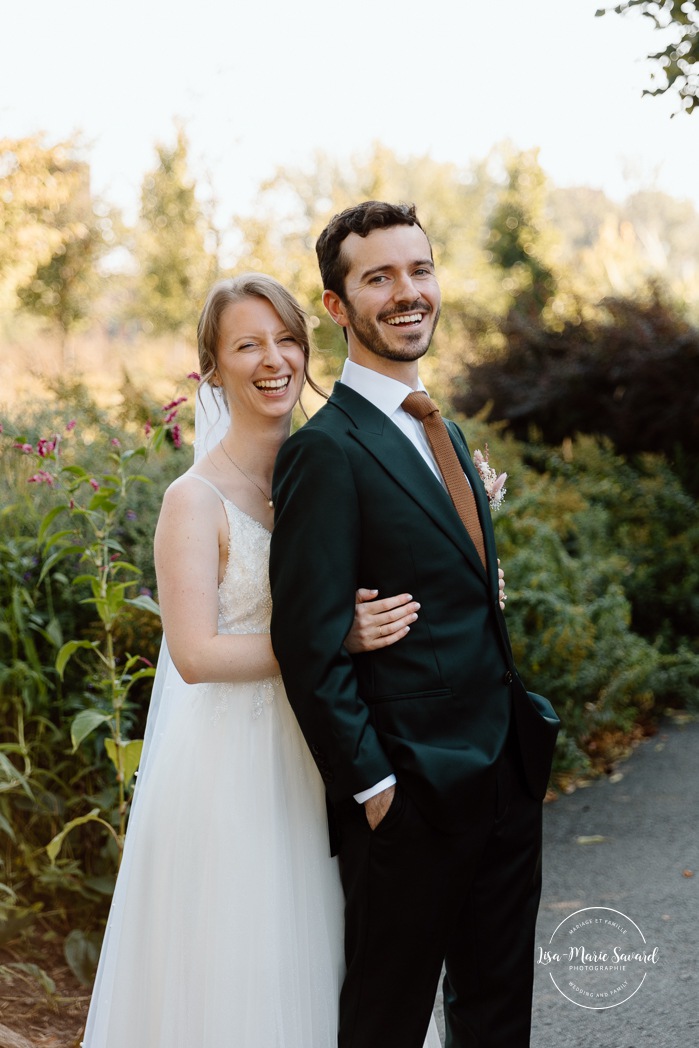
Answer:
[{"xmin": 336, "ymin": 732, "xmax": 543, "ymax": 1048}]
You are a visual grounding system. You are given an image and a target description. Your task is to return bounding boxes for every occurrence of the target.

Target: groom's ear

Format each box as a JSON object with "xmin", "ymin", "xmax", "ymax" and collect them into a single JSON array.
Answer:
[{"xmin": 322, "ymin": 289, "xmax": 349, "ymax": 328}]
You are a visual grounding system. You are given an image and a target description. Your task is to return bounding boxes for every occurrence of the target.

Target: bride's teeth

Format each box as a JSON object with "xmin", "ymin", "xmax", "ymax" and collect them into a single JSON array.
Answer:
[{"xmin": 255, "ymin": 377, "xmax": 289, "ymax": 389}]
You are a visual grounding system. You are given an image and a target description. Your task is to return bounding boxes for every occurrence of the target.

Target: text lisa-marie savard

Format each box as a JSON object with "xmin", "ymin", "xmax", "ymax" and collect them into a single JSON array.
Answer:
[{"xmin": 537, "ymin": 946, "xmax": 659, "ymax": 969}]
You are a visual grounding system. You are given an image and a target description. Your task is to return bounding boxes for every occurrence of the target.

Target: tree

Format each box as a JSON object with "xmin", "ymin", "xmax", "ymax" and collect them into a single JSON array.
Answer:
[
  {"xmin": 452, "ymin": 285, "xmax": 699, "ymax": 494},
  {"xmin": 0, "ymin": 135, "xmax": 81, "ymax": 312},
  {"xmin": 15, "ymin": 161, "xmax": 117, "ymax": 360},
  {"xmin": 597, "ymin": 1, "xmax": 699, "ymax": 113},
  {"xmin": 131, "ymin": 126, "xmax": 219, "ymax": 341},
  {"xmin": 484, "ymin": 148, "xmax": 559, "ymax": 320}
]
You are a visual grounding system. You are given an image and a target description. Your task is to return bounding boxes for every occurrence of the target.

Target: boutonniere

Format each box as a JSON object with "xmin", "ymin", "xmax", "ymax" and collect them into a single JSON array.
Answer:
[{"xmin": 473, "ymin": 445, "xmax": 507, "ymax": 511}]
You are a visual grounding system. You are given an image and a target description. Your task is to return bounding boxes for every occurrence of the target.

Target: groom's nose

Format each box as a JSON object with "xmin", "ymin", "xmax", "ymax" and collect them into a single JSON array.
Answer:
[{"xmin": 392, "ymin": 271, "xmax": 420, "ymax": 303}]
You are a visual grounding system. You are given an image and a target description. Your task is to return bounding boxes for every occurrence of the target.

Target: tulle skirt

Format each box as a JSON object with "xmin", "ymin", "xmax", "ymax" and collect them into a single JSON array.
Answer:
[{"xmin": 83, "ymin": 672, "xmax": 344, "ymax": 1047}]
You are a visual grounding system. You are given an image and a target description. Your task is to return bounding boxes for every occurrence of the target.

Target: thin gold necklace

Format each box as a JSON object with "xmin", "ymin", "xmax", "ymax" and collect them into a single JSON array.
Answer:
[{"xmin": 220, "ymin": 441, "xmax": 274, "ymax": 508}]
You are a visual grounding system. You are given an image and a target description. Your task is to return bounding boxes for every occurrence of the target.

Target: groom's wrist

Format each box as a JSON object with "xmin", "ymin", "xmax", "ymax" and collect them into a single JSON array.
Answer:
[{"xmin": 353, "ymin": 774, "xmax": 397, "ymax": 804}]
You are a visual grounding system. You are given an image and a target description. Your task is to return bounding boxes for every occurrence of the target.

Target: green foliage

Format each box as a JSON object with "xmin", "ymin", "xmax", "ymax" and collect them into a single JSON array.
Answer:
[
  {"xmin": 454, "ymin": 285, "xmax": 699, "ymax": 496},
  {"xmin": 597, "ymin": 1, "xmax": 699, "ymax": 114},
  {"xmin": 461, "ymin": 421, "xmax": 699, "ymax": 778},
  {"xmin": 0, "ymin": 381, "xmax": 190, "ymax": 942},
  {"xmin": 15, "ymin": 162, "xmax": 116, "ymax": 345},
  {"xmin": 0, "ymin": 135, "xmax": 84, "ymax": 311},
  {"xmin": 131, "ymin": 125, "xmax": 219, "ymax": 340},
  {"xmin": 485, "ymin": 147, "xmax": 558, "ymax": 318}
]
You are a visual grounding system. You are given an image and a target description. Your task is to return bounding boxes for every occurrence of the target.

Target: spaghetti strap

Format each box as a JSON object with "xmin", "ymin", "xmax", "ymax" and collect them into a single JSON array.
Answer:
[{"xmin": 186, "ymin": 473, "xmax": 228, "ymax": 503}]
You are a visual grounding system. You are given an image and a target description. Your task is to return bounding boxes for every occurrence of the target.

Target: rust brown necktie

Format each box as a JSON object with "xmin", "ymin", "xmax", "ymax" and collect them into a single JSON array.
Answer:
[{"xmin": 402, "ymin": 391, "xmax": 487, "ymax": 571}]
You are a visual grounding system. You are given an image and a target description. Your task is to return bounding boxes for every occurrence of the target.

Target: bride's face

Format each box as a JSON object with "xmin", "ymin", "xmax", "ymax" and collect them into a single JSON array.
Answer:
[{"xmin": 215, "ymin": 296, "xmax": 306, "ymax": 422}]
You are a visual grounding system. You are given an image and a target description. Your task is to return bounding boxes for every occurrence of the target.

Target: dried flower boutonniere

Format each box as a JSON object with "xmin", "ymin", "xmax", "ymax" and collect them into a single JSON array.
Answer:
[{"xmin": 473, "ymin": 444, "xmax": 507, "ymax": 511}]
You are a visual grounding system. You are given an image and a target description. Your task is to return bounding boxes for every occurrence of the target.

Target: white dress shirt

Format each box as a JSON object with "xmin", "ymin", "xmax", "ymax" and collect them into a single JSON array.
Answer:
[{"xmin": 341, "ymin": 359, "xmax": 447, "ymax": 803}]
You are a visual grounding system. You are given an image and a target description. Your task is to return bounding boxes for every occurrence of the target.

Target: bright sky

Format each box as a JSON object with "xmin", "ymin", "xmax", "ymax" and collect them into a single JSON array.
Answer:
[{"xmin": 3, "ymin": 0, "xmax": 698, "ymax": 223}]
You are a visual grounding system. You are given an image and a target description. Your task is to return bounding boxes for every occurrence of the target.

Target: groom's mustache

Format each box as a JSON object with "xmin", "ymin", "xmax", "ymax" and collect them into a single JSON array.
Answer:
[{"xmin": 377, "ymin": 301, "xmax": 433, "ymax": 322}]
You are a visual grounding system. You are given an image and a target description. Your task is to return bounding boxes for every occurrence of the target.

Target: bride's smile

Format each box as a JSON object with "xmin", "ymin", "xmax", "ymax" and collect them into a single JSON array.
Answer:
[{"xmin": 214, "ymin": 296, "xmax": 305, "ymax": 420}]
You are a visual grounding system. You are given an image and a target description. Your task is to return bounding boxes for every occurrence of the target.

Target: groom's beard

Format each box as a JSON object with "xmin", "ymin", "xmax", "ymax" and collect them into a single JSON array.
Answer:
[{"xmin": 344, "ymin": 299, "xmax": 440, "ymax": 363}]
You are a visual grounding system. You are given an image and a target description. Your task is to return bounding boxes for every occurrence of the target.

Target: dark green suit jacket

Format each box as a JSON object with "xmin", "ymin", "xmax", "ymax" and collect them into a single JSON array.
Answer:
[{"xmin": 270, "ymin": 383, "xmax": 559, "ymax": 832}]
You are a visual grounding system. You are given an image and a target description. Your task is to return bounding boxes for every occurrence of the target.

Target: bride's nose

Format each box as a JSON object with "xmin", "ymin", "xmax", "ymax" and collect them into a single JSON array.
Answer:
[{"xmin": 260, "ymin": 338, "xmax": 284, "ymax": 368}]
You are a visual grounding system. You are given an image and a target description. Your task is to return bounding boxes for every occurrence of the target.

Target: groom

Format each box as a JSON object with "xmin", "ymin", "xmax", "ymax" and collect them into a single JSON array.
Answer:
[{"xmin": 269, "ymin": 201, "xmax": 559, "ymax": 1048}]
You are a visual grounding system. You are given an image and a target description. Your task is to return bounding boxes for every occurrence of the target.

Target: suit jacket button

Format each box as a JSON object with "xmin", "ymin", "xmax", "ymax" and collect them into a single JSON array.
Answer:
[{"xmin": 503, "ymin": 670, "xmax": 514, "ymax": 684}]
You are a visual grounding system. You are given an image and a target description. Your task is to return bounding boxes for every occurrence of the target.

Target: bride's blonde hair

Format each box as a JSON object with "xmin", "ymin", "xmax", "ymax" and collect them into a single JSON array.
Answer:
[{"xmin": 196, "ymin": 274, "xmax": 326, "ymax": 402}]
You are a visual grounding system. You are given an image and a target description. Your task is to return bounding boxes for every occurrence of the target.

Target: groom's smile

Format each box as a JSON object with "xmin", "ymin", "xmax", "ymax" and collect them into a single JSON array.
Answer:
[{"xmin": 322, "ymin": 224, "xmax": 442, "ymax": 372}]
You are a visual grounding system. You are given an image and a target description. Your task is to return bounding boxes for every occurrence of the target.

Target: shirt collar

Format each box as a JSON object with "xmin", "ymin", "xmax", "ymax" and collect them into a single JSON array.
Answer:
[{"xmin": 340, "ymin": 359, "xmax": 428, "ymax": 418}]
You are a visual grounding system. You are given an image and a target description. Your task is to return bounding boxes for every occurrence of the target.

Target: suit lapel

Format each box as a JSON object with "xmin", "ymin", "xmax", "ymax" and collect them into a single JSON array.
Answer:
[{"xmin": 328, "ymin": 384, "xmax": 489, "ymax": 584}]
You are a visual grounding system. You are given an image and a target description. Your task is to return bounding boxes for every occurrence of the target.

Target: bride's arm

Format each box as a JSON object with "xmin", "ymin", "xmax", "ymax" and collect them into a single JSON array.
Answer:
[
  {"xmin": 154, "ymin": 479, "xmax": 280, "ymax": 685},
  {"xmin": 155, "ymin": 479, "xmax": 417, "ymax": 685}
]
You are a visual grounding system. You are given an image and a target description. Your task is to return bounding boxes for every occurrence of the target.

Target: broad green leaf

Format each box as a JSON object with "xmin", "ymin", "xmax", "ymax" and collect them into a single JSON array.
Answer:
[
  {"xmin": 38, "ymin": 504, "xmax": 68, "ymax": 542},
  {"xmin": 60, "ymin": 464, "xmax": 90, "ymax": 480},
  {"xmin": 121, "ymin": 447, "xmax": 148, "ymax": 462},
  {"xmin": 56, "ymin": 639, "xmax": 97, "ymax": 680},
  {"xmin": 125, "ymin": 594, "xmax": 161, "ymax": 616},
  {"xmin": 110, "ymin": 561, "xmax": 140, "ymax": 576},
  {"xmin": 0, "ymin": 962, "xmax": 56, "ymax": 996},
  {"xmin": 46, "ymin": 809, "xmax": 112, "ymax": 863},
  {"xmin": 63, "ymin": 929, "xmax": 102, "ymax": 987},
  {"xmin": 38, "ymin": 544, "xmax": 85, "ymax": 585},
  {"xmin": 43, "ymin": 528, "xmax": 77, "ymax": 552},
  {"xmin": 104, "ymin": 738, "xmax": 143, "ymax": 788},
  {"xmin": 70, "ymin": 709, "xmax": 112, "ymax": 751}
]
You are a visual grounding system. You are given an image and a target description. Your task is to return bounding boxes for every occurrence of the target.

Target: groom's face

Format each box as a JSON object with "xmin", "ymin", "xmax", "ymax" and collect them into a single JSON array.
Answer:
[{"xmin": 323, "ymin": 224, "xmax": 441, "ymax": 367}]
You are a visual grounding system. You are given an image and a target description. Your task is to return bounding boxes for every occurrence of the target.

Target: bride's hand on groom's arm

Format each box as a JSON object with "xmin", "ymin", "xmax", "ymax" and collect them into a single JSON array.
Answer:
[{"xmin": 344, "ymin": 590, "xmax": 420, "ymax": 654}]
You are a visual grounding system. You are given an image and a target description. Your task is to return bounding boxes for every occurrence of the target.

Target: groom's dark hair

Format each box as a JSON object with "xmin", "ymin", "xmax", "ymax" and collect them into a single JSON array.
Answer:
[{"xmin": 316, "ymin": 201, "xmax": 428, "ymax": 300}]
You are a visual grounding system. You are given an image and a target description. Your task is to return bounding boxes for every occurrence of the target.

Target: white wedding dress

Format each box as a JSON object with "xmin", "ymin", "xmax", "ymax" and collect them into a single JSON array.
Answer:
[{"xmin": 83, "ymin": 481, "xmax": 345, "ymax": 1046}]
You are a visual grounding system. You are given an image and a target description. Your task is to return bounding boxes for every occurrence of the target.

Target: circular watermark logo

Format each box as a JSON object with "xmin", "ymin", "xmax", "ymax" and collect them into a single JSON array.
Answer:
[{"xmin": 536, "ymin": 906, "xmax": 659, "ymax": 1009}]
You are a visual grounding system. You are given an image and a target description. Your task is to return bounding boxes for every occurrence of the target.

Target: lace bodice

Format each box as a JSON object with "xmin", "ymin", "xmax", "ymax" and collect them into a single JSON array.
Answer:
[{"xmin": 217, "ymin": 500, "xmax": 273, "ymax": 636}]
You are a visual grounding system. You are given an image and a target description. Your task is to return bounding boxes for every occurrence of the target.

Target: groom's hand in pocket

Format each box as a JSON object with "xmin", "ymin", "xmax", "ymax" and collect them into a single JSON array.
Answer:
[{"xmin": 364, "ymin": 785, "xmax": 396, "ymax": 830}]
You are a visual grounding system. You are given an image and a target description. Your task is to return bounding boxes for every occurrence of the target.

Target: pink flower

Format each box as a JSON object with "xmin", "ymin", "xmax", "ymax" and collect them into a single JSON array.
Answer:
[
  {"xmin": 0, "ymin": 423, "xmax": 3, "ymax": 434},
  {"xmin": 163, "ymin": 410, "xmax": 177, "ymax": 424},
  {"xmin": 187, "ymin": 372, "xmax": 201, "ymax": 381},
  {"xmin": 37, "ymin": 436, "xmax": 58, "ymax": 458},
  {"xmin": 69, "ymin": 498, "xmax": 76, "ymax": 510},
  {"xmin": 111, "ymin": 437, "xmax": 121, "ymax": 447},
  {"xmin": 66, "ymin": 419, "xmax": 77, "ymax": 432},
  {"xmin": 171, "ymin": 423, "xmax": 182, "ymax": 449},
  {"xmin": 144, "ymin": 421, "xmax": 153, "ymax": 436},
  {"xmin": 162, "ymin": 397, "xmax": 187, "ymax": 412},
  {"xmin": 89, "ymin": 478, "xmax": 100, "ymax": 491},
  {"xmin": 28, "ymin": 470, "xmax": 55, "ymax": 486},
  {"xmin": 14, "ymin": 442, "xmax": 34, "ymax": 454}
]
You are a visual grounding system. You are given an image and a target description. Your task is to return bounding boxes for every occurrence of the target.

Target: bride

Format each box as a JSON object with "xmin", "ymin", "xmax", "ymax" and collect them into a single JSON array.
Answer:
[{"xmin": 81, "ymin": 273, "xmax": 438, "ymax": 1047}]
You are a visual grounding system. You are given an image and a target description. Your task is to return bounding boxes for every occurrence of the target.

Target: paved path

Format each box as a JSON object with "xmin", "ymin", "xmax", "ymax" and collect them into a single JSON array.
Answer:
[
  {"xmin": 433, "ymin": 714, "xmax": 699, "ymax": 1046},
  {"xmin": 532, "ymin": 713, "xmax": 698, "ymax": 1047}
]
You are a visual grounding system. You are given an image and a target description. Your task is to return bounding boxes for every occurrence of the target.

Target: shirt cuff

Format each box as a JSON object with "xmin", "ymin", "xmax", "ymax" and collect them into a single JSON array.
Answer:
[{"xmin": 353, "ymin": 774, "xmax": 397, "ymax": 804}]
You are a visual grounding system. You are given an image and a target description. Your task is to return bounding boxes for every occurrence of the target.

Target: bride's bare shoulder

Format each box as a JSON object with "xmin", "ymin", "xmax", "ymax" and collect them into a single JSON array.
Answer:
[{"xmin": 159, "ymin": 470, "xmax": 224, "ymax": 518}]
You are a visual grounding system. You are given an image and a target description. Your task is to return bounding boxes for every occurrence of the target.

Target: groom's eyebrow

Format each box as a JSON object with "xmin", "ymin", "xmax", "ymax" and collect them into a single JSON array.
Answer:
[{"xmin": 359, "ymin": 258, "xmax": 434, "ymax": 281}]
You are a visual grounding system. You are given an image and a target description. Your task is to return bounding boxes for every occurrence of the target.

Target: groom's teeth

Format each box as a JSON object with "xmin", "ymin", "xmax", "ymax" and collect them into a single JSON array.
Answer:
[{"xmin": 386, "ymin": 313, "xmax": 423, "ymax": 325}]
